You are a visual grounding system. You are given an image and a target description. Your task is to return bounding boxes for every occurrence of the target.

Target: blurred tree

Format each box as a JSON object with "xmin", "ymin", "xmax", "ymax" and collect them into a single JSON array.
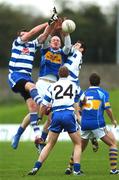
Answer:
[
  {"xmin": 0, "ymin": 2, "xmax": 117, "ymax": 67},
  {"xmin": 59, "ymin": 4, "xmax": 116, "ymax": 63},
  {"xmin": 0, "ymin": 3, "xmax": 35, "ymax": 67}
]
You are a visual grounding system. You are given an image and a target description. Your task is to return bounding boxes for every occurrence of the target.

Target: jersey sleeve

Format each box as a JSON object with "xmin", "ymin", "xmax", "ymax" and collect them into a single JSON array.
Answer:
[
  {"xmin": 74, "ymin": 86, "xmax": 84, "ymax": 103},
  {"xmin": 33, "ymin": 39, "xmax": 41, "ymax": 48},
  {"xmin": 103, "ymin": 91, "xmax": 111, "ymax": 109},
  {"xmin": 42, "ymin": 86, "xmax": 52, "ymax": 106},
  {"xmin": 14, "ymin": 37, "xmax": 25, "ymax": 46}
]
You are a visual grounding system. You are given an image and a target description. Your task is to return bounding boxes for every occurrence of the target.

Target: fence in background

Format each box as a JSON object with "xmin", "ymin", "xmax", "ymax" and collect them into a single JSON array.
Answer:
[{"xmin": 0, "ymin": 124, "xmax": 119, "ymax": 142}]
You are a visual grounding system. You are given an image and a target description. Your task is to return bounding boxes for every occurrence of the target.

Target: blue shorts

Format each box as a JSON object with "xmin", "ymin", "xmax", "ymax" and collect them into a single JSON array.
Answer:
[
  {"xmin": 8, "ymin": 72, "xmax": 33, "ymax": 89},
  {"xmin": 49, "ymin": 110, "xmax": 78, "ymax": 133}
]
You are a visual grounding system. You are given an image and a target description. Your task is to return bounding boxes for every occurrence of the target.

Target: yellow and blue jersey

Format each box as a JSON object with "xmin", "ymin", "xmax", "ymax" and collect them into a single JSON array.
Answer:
[
  {"xmin": 39, "ymin": 47, "xmax": 68, "ymax": 79},
  {"xmin": 81, "ymin": 86, "xmax": 111, "ymax": 130}
]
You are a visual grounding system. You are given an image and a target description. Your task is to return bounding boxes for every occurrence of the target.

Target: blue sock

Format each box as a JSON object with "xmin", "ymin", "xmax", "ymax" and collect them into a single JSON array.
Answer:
[
  {"xmin": 30, "ymin": 113, "xmax": 40, "ymax": 137},
  {"xmin": 41, "ymin": 131, "xmax": 48, "ymax": 141},
  {"xmin": 74, "ymin": 163, "xmax": 80, "ymax": 172},
  {"xmin": 30, "ymin": 88, "xmax": 42, "ymax": 105},
  {"xmin": 16, "ymin": 126, "xmax": 24, "ymax": 136},
  {"xmin": 34, "ymin": 161, "xmax": 42, "ymax": 169}
]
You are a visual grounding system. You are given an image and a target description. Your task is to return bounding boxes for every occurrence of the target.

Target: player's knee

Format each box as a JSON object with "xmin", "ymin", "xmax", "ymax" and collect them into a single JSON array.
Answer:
[
  {"xmin": 28, "ymin": 101, "xmax": 38, "ymax": 112},
  {"xmin": 107, "ymin": 139, "xmax": 117, "ymax": 148},
  {"xmin": 111, "ymin": 140, "xmax": 117, "ymax": 147},
  {"xmin": 31, "ymin": 104, "xmax": 38, "ymax": 111},
  {"xmin": 25, "ymin": 82, "xmax": 36, "ymax": 91}
]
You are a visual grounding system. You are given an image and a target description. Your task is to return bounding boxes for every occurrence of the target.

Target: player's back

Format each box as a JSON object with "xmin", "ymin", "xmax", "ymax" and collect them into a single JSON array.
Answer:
[
  {"xmin": 49, "ymin": 78, "xmax": 78, "ymax": 112},
  {"xmin": 81, "ymin": 86, "xmax": 109, "ymax": 130}
]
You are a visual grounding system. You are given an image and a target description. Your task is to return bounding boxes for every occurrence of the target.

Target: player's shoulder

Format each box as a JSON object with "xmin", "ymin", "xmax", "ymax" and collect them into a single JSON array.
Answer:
[
  {"xmin": 95, "ymin": 87, "xmax": 109, "ymax": 100},
  {"xmin": 98, "ymin": 87, "xmax": 109, "ymax": 95},
  {"xmin": 54, "ymin": 78, "xmax": 74, "ymax": 86},
  {"xmin": 67, "ymin": 79, "xmax": 78, "ymax": 89},
  {"xmin": 13, "ymin": 36, "xmax": 23, "ymax": 45}
]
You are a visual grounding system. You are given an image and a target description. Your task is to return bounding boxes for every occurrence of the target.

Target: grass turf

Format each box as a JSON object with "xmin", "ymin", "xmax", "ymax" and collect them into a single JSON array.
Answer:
[
  {"xmin": 0, "ymin": 89, "xmax": 119, "ymax": 124},
  {"xmin": 0, "ymin": 141, "xmax": 119, "ymax": 180}
]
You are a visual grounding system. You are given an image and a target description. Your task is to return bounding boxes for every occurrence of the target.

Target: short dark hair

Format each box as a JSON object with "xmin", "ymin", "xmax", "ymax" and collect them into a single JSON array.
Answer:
[
  {"xmin": 89, "ymin": 73, "xmax": 100, "ymax": 86},
  {"xmin": 58, "ymin": 66, "xmax": 69, "ymax": 78},
  {"xmin": 17, "ymin": 29, "xmax": 27, "ymax": 36}
]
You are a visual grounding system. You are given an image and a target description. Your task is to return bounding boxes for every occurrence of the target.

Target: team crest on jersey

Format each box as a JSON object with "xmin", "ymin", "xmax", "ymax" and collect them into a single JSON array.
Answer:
[
  {"xmin": 21, "ymin": 47, "xmax": 30, "ymax": 55},
  {"xmin": 45, "ymin": 51, "xmax": 62, "ymax": 64}
]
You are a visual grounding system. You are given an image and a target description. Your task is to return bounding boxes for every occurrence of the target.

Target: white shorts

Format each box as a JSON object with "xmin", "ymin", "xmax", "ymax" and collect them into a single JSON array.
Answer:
[
  {"xmin": 36, "ymin": 78, "xmax": 55, "ymax": 100},
  {"xmin": 81, "ymin": 126, "xmax": 110, "ymax": 140}
]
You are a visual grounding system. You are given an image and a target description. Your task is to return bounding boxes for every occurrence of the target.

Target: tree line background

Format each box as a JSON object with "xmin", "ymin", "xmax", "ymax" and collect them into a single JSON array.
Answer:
[{"xmin": 0, "ymin": 1, "xmax": 118, "ymax": 68}]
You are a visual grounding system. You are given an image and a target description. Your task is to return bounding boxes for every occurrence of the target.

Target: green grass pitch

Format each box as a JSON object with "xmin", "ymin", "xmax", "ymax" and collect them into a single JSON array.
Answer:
[
  {"xmin": 0, "ymin": 89, "xmax": 119, "ymax": 124},
  {"xmin": 0, "ymin": 141, "xmax": 119, "ymax": 180},
  {"xmin": 0, "ymin": 90, "xmax": 119, "ymax": 179}
]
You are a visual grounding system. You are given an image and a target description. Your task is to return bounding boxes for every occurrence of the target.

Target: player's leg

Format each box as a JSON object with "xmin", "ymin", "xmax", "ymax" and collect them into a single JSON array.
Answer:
[
  {"xmin": 68, "ymin": 130, "xmax": 83, "ymax": 176},
  {"xmin": 21, "ymin": 80, "xmax": 42, "ymax": 141},
  {"xmin": 12, "ymin": 98, "xmax": 40, "ymax": 149},
  {"xmin": 65, "ymin": 153, "xmax": 74, "ymax": 175},
  {"xmin": 90, "ymin": 136, "xmax": 99, "ymax": 152},
  {"xmin": 25, "ymin": 82, "xmax": 42, "ymax": 105},
  {"xmin": 11, "ymin": 113, "xmax": 30, "ymax": 149},
  {"xmin": 41, "ymin": 113, "xmax": 51, "ymax": 141},
  {"xmin": 11, "ymin": 79, "xmax": 41, "ymax": 149},
  {"xmin": 65, "ymin": 130, "xmax": 89, "ymax": 175},
  {"xmin": 11, "ymin": 79, "xmax": 32, "ymax": 149},
  {"xmin": 65, "ymin": 138, "xmax": 89, "ymax": 175},
  {"xmin": 28, "ymin": 131, "xmax": 59, "ymax": 175},
  {"xmin": 100, "ymin": 130, "xmax": 119, "ymax": 175},
  {"xmin": 81, "ymin": 138, "xmax": 89, "ymax": 151},
  {"xmin": 26, "ymin": 98, "xmax": 42, "ymax": 138},
  {"xmin": 34, "ymin": 79, "xmax": 53, "ymax": 151},
  {"xmin": 64, "ymin": 111, "xmax": 83, "ymax": 176},
  {"xmin": 35, "ymin": 114, "xmax": 51, "ymax": 151}
]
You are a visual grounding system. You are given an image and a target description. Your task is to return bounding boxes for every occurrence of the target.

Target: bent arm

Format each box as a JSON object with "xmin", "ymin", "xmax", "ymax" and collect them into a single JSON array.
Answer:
[
  {"xmin": 38, "ymin": 22, "xmax": 56, "ymax": 47},
  {"xmin": 106, "ymin": 108, "xmax": 117, "ymax": 128}
]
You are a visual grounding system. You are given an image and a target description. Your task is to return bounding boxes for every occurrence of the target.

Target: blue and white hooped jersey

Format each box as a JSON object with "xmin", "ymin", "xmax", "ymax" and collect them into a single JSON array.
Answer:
[
  {"xmin": 81, "ymin": 86, "xmax": 111, "ymax": 130},
  {"xmin": 39, "ymin": 47, "xmax": 68, "ymax": 79},
  {"xmin": 9, "ymin": 37, "xmax": 40, "ymax": 75},
  {"xmin": 42, "ymin": 78, "xmax": 82, "ymax": 112},
  {"xmin": 64, "ymin": 47, "xmax": 83, "ymax": 85}
]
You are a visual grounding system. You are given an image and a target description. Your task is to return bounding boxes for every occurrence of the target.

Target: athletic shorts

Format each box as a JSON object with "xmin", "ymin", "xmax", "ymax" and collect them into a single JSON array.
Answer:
[
  {"xmin": 49, "ymin": 110, "xmax": 79, "ymax": 133},
  {"xmin": 36, "ymin": 78, "xmax": 55, "ymax": 100},
  {"xmin": 8, "ymin": 72, "xmax": 33, "ymax": 101},
  {"xmin": 81, "ymin": 126, "xmax": 110, "ymax": 140},
  {"xmin": 8, "ymin": 72, "xmax": 33, "ymax": 88}
]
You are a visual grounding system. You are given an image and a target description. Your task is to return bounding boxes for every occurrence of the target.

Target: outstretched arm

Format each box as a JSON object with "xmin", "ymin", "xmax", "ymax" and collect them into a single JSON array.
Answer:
[
  {"xmin": 63, "ymin": 34, "xmax": 72, "ymax": 55},
  {"xmin": 21, "ymin": 22, "xmax": 48, "ymax": 42}
]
